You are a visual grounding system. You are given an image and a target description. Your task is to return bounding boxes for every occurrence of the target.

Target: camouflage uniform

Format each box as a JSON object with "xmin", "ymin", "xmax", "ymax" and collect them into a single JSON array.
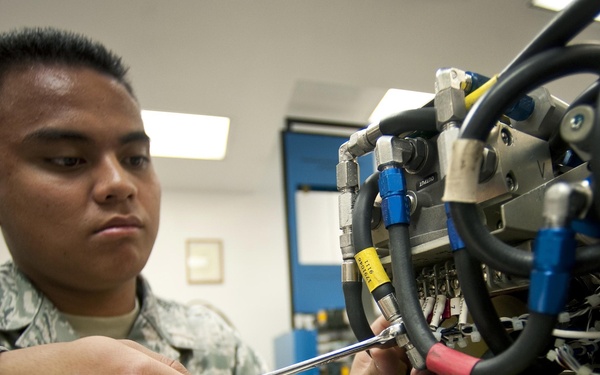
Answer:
[{"xmin": 0, "ymin": 261, "xmax": 266, "ymax": 374}]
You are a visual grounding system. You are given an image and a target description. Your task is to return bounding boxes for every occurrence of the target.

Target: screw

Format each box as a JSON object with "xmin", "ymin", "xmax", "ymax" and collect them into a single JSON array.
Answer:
[
  {"xmin": 505, "ymin": 173, "xmax": 516, "ymax": 191},
  {"xmin": 501, "ymin": 128, "xmax": 513, "ymax": 146},
  {"xmin": 570, "ymin": 113, "xmax": 584, "ymax": 130},
  {"xmin": 407, "ymin": 191, "xmax": 418, "ymax": 215}
]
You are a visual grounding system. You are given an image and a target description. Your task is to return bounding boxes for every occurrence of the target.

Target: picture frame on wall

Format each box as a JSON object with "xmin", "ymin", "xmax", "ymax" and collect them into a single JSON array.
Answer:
[{"xmin": 186, "ymin": 239, "xmax": 224, "ymax": 284}]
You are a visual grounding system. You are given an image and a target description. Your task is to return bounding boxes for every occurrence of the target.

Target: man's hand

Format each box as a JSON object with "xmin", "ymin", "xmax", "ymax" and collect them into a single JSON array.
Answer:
[
  {"xmin": 349, "ymin": 316, "xmax": 435, "ymax": 375},
  {"xmin": 0, "ymin": 336, "xmax": 191, "ymax": 375}
]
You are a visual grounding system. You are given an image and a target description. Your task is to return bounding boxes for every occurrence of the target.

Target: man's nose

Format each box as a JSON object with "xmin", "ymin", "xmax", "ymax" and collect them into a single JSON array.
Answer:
[{"xmin": 92, "ymin": 156, "xmax": 137, "ymax": 203}]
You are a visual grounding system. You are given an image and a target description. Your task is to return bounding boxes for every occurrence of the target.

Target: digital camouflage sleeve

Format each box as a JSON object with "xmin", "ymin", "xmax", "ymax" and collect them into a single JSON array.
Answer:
[{"xmin": 0, "ymin": 261, "xmax": 267, "ymax": 375}]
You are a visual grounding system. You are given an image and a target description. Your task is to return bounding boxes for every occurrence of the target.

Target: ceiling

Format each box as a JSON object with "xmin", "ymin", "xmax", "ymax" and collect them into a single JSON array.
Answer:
[{"xmin": 1, "ymin": 0, "xmax": 599, "ymax": 192}]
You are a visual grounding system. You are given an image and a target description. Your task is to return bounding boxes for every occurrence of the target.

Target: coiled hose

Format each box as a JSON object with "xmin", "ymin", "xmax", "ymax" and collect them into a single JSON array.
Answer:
[
  {"xmin": 344, "ymin": 171, "xmax": 381, "ymax": 341},
  {"xmin": 389, "ymin": 221, "xmax": 559, "ymax": 375},
  {"xmin": 450, "ymin": 44, "xmax": 600, "ymax": 277}
]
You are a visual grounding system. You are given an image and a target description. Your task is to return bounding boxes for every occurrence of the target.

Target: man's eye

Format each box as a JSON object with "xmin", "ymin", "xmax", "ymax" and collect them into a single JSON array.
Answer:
[
  {"xmin": 126, "ymin": 156, "xmax": 149, "ymax": 168},
  {"xmin": 47, "ymin": 157, "xmax": 86, "ymax": 167}
]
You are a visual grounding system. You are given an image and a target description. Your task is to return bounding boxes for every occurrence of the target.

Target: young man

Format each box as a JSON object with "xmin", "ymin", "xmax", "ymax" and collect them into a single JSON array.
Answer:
[{"xmin": 0, "ymin": 27, "xmax": 265, "ymax": 374}]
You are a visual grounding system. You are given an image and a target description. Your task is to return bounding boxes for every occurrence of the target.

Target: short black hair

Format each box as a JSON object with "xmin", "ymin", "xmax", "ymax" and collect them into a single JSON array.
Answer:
[{"xmin": 0, "ymin": 27, "xmax": 135, "ymax": 97}]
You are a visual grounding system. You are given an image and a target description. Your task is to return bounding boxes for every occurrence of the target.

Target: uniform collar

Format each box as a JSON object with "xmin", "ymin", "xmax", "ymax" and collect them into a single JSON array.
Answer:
[
  {"xmin": 135, "ymin": 276, "xmax": 198, "ymax": 350},
  {"xmin": 0, "ymin": 262, "xmax": 43, "ymax": 331},
  {"xmin": 0, "ymin": 261, "xmax": 197, "ymax": 351},
  {"xmin": 0, "ymin": 262, "xmax": 79, "ymax": 347}
]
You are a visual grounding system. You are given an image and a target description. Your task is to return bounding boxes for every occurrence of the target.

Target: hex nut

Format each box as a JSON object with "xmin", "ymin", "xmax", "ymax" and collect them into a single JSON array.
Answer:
[
  {"xmin": 336, "ymin": 161, "xmax": 359, "ymax": 189},
  {"xmin": 375, "ymin": 136, "xmax": 414, "ymax": 170},
  {"xmin": 405, "ymin": 137, "xmax": 429, "ymax": 173}
]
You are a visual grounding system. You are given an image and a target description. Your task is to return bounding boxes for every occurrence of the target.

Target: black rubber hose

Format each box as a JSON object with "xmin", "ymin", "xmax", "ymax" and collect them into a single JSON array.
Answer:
[
  {"xmin": 353, "ymin": 172, "xmax": 396, "ymax": 302},
  {"xmin": 349, "ymin": 170, "xmax": 397, "ymax": 332},
  {"xmin": 342, "ymin": 281, "xmax": 374, "ymax": 341},
  {"xmin": 390, "ymin": 221, "xmax": 561, "ymax": 373},
  {"xmin": 388, "ymin": 209, "xmax": 561, "ymax": 374},
  {"xmin": 501, "ymin": 0, "xmax": 600, "ymax": 76},
  {"xmin": 461, "ymin": 44, "xmax": 600, "ymax": 142},
  {"xmin": 343, "ymin": 171, "xmax": 381, "ymax": 341},
  {"xmin": 378, "ymin": 107, "xmax": 437, "ymax": 136},
  {"xmin": 574, "ymin": 244, "xmax": 600, "ymax": 275},
  {"xmin": 593, "ymin": 92, "xmax": 600, "ymax": 217},
  {"xmin": 548, "ymin": 79, "xmax": 600, "ymax": 163},
  {"xmin": 353, "ymin": 172, "xmax": 380, "ymax": 251},
  {"xmin": 451, "ymin": 203, "xmax": 532, "ymax": 278},
  {"xmin": 471, "ymin": 312, "xmax": 556, "ymax": 375},
  {"xmin": 453, "ymin": 249, "xmax": 513, "ymax": 354},
  {"xmin": 343, "ymin": 107, "xmax": 434, "ymax": 341},
  {"xmin": 571, "ymin": 79, "xmax": 600, "ymax": 107},
  {"xmin": 388, "ymin": 224, "xmax": 437, "ymax": 357},
  {"xmin": 450, "ymin": 203, "xmax": 600, "ymax": 277},
  {"xmin": 450, "ymin": 44, "xmax": 600, "ymax": 276},
  {"xmin": 456, "ymin": 248, "xmax": 563, "ymax": 374}
]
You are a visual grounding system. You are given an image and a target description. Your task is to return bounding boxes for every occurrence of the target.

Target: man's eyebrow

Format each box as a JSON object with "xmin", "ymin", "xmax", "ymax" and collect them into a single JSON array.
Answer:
[
  {"xmin": 120, "ymin": 131, "xmax": 150, "ymax": 144},
  {"xmin": 21, "ymin": 129, "xmax": 150, "ymax": 145},
  {"xmin": 22, "ymin": 128, "xmax": 90, "ymax": 144}
]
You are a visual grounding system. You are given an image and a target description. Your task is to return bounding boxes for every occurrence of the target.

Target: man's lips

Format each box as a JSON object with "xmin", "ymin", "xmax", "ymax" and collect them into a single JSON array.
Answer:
[{"xmin": 94, "ymin": 216, "xmax": 143, "ymax": 234}]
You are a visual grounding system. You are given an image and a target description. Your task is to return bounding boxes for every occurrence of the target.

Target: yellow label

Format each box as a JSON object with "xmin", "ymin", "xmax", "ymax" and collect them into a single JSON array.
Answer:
[
  {"xmin": 465, "ymin": 74, "xmax": 498, "ymax": 110},
  {"xmin": 354, "ymin": 247, "xmax": 390, "ymax": 292}
]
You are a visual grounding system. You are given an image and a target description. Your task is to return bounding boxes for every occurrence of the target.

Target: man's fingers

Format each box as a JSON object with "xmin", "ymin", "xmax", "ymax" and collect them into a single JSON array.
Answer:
[
  {"xmin": 358, "ymin": 316, "xmax": 411, "ymax": 374},
  {"xmin": 369, "ymin": 346, "xmax": 409, "ymax": 374},
  {"xmin": 370, "ymin": 315, "xmax": 391, "ymax": 335},
  {"xmin": 154, "ymin": 356, "xmax": 191, "ymax": 375},
  {"xmin": 119, "ymin": 340, "xmax": 191, "ymax": 375}
]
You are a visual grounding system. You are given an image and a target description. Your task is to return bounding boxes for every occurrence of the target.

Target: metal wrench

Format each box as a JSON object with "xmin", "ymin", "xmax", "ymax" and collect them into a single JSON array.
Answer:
[{"xmin": 262, "ymin": 322, "xmax": 404, "ymax": 375}]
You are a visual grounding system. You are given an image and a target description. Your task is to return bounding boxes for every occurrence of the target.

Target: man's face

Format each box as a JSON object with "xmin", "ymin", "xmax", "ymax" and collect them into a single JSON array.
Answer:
[{"xmin": 0, "ymin": 64, "xmax": 161, "ymax": 292}]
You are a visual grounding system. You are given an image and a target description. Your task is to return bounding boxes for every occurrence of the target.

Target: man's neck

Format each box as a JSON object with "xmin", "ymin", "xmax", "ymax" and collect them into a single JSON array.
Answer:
[{"xmin": 34, "ymin": 277, "xmax": 138, "ymax": 317}]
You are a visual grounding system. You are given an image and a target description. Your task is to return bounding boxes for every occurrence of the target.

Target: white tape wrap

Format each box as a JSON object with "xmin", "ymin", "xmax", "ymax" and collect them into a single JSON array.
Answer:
[
  {"xmin": 422, "ymin": 296, "xmax": 435, "ymax": 319},
  {"xmin": 459, "ymin": 298, "xmax": 469, "ymax": 325},
  {"xmin": 430, "ymin": 295, "xmax": 447, "ymax": 328},
  {"xmin": 442, "ymin": 138, "xmax": 485, "ymax": 203},
  {"xmin": 450, "ymin": 297, "xmax": 461, "ymax": 316}
]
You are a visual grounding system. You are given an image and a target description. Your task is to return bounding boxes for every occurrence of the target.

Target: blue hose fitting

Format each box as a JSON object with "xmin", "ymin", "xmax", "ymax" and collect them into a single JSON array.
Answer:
[
  {"xmin": 529, "ymin": 227, "xmax": 577, "ymax": 314},
  {"xmin": 444, "ymin": 203, "xmax": 465, "ymax": 251},
  {"xmin": 505, "ymin": 95, "xmax": 535, "ymax": 122},
  {"xmin": 379, "ymin": 167, "xmax": 410, "ymax": 227},
  {"xmin": 465, "ymin": 71, "xmax": 490, "ymax": 94}
]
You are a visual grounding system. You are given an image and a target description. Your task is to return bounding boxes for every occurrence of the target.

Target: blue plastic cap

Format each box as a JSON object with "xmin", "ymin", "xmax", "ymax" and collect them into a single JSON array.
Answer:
[
  {"xmin": 444, "ymin": 203, "xmax": 465, "ymax": 251},
  {"xmin": 506, "ymin": 95, "xmax": 535, "ymax": 121},
  {"xmin": 529, "ymin": 228, "xmax": 576, "ymax": 314}
]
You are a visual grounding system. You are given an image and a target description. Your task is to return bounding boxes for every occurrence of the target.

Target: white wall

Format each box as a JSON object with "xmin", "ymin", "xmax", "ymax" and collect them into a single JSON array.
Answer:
[
  {"xmin": 0, "ymin": 147, "xmax": 291, "ymax": 369},
  {"xmin": 146, "ymin": 149, "xmax": 291, "ymax": 369}
]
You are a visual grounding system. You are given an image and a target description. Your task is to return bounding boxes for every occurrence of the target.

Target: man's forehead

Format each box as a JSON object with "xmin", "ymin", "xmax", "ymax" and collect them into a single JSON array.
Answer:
[
  {"xmin": 27, "ymin": 66, "xmax": 77, "ymax": 95},
  {"xmin": 2, "ymin": 63, "xmax": 71, "ymax": 86},
  {"xmin": 0, "ymin": 64, "xmax": 137, "ymax": 110},
  {"xmin": 0, "ymin": 64, "xmax": 143, "ymax": 139},
  {"xmin": 0, "ymin": 63, "xmax": 130, "ymax": 100}
]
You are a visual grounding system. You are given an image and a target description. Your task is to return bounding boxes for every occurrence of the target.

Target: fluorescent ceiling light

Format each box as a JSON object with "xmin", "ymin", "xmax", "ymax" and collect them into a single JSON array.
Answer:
[
  {"xmin": 531, "ymin": 0, "xmax": 572, "ymax": 12},
  {"xmin": 141, "ymin": 110, "xmax": 229, "ymax": 160},
  {"xmin": 369, "ymin": 89, "xmax": 434, "ymax": 123},
  {"xmin": 531, "ymin": 0, "xmax": 600, "ymax": 21}
]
